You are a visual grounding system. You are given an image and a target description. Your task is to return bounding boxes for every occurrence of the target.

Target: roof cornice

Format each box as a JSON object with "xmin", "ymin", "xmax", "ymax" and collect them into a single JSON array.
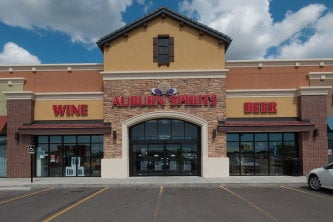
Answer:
[
  {"xmin": 226, "ymin": 59, "xmax": 333, "ymax": 68},
  {"xmin": 100, "ymin": 69, "xmax": 228, "ymax": 80},
  {"xmin": 0, "ymin": 63, "xmax": 103, "ymax": 72}
]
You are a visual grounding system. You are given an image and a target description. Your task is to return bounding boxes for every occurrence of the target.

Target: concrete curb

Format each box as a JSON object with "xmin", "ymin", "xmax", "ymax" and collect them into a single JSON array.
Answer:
[{"xmin": 0, "ymin": 176, "xmax": 307, "ymax": 189}]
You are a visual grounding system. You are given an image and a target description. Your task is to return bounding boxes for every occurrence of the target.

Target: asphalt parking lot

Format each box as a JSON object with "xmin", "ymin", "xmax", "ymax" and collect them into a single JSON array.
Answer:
[{"xmin": 0, "ymin": 185, "xmax": 332, "ymax": 222}]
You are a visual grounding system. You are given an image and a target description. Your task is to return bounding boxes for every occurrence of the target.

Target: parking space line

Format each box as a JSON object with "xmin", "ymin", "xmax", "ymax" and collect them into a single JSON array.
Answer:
[
  {"xmin": 43, "ymin": 187, "xmax": 109, "ymax": 222},
  {"xmin": 281, "ymin": 186, "xmax": 333, "ymax": 201},
  {"xmin": 153, "ymin": 186, "xmax": 164, "ymax": 222},
  {"xmin": 0, "ymin": 187, "xmax": 54, "ymax": 205},
  {"xmin": 219, "ymin": 186, "xmax": 279, "ymax": 222}
]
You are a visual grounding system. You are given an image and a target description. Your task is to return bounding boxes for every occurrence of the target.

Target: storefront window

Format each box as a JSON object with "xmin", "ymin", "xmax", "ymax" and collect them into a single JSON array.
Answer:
[
  {"xmin": 36, "ymin": 135, "xmax": 103, "ymax": 177},
  {"xmin": 327, "ymin": 132, "xmax": 333, "ymax": 162},
  {"xmin": 227, "ymin": 132, "xmax": 298, "ymax": 176}
]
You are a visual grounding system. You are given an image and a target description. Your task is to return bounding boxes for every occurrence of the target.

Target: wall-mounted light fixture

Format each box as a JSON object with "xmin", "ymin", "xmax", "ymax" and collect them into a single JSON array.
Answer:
[
  {"xmin": 112, "ymin": 130, "xmax": 117, "ymax": 140},
  {"xmin": 313, "ymin": 129, "xmax": 319, "ymax": 137},
  {"xmin": 212, "ymin": 129, "xmax": 217, "ymax": 139},
  {"xmin": 15, "ymin": 132, "xmax": 20, "ymax": 141}
]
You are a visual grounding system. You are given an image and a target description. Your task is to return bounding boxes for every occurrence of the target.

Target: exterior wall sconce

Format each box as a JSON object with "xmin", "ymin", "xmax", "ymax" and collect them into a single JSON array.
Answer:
[
  {"xmin": 112, "ymin": 130, "xmax": 117, "ymax": 140},
  {"xmin": 15, "ymin": 132, "xmax": 20, "ymax": 141},
  {"xmin": 313, "ymin": 129, "xmax": 319, "ymax": 137},
  {"xmin": 212, "ymin": 129, "xmax": 217, "ymax": 139}
]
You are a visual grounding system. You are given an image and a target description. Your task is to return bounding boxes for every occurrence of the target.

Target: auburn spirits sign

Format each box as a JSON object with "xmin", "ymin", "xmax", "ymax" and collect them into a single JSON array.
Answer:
[
  {"xmin": 112, "ymin": 84, "xmax": 217, "ymax": 107},
  {"xmin": 112, "ymin": 94, "xmax": 217, "ymax": 107}
]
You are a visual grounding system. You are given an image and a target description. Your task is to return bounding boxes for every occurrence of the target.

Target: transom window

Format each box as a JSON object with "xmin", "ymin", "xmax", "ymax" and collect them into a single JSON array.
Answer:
[{"xmin": 130, "ymin": 119, "xmax": 199, "ymax": 141}]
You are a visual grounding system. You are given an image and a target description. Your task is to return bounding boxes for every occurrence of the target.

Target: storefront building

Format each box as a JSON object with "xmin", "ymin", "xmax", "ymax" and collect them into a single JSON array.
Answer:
[{"xmin": 0, "ymin": 8, "xmax": 332, "ymax": 178}]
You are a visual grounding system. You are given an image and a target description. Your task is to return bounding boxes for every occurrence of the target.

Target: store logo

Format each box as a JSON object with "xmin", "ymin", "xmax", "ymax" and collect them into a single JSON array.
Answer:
[{"xmin": 151, "ymin": 83, "xmax": 177, "ymax": 96}]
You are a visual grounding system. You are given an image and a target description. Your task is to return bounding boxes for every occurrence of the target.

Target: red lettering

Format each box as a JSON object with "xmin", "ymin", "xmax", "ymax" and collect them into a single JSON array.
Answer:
[
  {"xmin": 112, "ymin": 96, "xmax": 121, "ymax": 106},
  {"xmin": 156, "ymin": 96, "xmax": 165, "ymax": 105},
  {"xmin": 260, "ymin": 102, "xmax": 268, "ymax": 113},
  {"xmin": 244, "ymin": 102, "xmax": 277, "ymax": 113},
  {"xmin": 244, "ymin": 102, "xmax": 252, "ymax": 113},
  {"xmin": 120, "ymin": 96, "xmax": 128, "ymax": 106},
  {"xmin": 129, "ymin": 96, "xmax": 138, "ymax": 106},
  {"xmin": 197, "ymin": 95, "xmax": 203, "ymax": 105},
  {"xmin": 138, "ymin": 96, "xmax": 146, "ymax": 106},
  {"xmin": 210, "ymin": 94, "xmax": 217, "ymax": 106},
  {"xmin": 112, "ymin": 94, "xmax": 219, "ymax": 107},
  {"xmin": 70, "ymin": 105, "xmax": 79, "ymax": 116},
  {"xmin": 53, "ymin": 105, "xmax": 66, "ymax": 116},
  {"xmin": 203, "ymin": 95, "xmax": 210, "ymax": 105},
  {"xmin": 188, "ymin": 95, "xmax": 197, "ymax": 105},
  {"xmin": 169, "ymin": 95, "xmax": 177, "ymax": 105},
  {"xmin": 147, "ymin": 95, "xmax": 155, "ymax": 106},
  {"xmin": 177, "ymin": 95, "xmax": 186, "ymax": 105},
  {"xmin": 252, "ymin": 102, "xmax": 260, "ymax": 113},
  {"xmin": 53, "ymin": 104, "xmax": 88, "ymax": 116},
  {"xmin": 268, "ymin": 102, "xmax": 277, "ymax": 113},
  {"xmin": 80, "ymin": 104, "xmax": 88, "ymax": 115}
]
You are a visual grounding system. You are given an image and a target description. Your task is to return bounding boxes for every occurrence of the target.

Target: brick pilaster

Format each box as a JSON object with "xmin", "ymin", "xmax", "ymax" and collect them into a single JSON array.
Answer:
[
  {"xmin": 7, "ymin": 99, "xmax": 34, "ymax": 178},
  {"xmin": 298, "ymin": 94, "xmax": 328, "ymax": 175}
]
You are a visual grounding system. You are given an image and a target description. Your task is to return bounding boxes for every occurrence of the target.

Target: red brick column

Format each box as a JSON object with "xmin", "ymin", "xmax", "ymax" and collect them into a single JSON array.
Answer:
[
  {"xmin": 6, "ymin": 98, "xmax": 34, "ymax": 178},
  {"xmin": 298, "ymin": 93, "xmax": 328, "ymax": 175}
]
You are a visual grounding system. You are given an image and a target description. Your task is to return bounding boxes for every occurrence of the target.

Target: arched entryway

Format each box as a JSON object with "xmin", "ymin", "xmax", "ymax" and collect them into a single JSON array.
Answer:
[{"xmin": 129, "ymin": 119, "xmax": 201, "ymax": 176}]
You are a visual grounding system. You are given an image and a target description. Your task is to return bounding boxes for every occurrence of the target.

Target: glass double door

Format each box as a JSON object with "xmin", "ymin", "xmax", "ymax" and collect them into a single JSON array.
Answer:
[
  {"xmin": 149, "ymin": 144, "xmax": 181, "ymax": 176},
  {"xmin": 131, "ymin": 143, "xmax": 199, "ymax": 176}
]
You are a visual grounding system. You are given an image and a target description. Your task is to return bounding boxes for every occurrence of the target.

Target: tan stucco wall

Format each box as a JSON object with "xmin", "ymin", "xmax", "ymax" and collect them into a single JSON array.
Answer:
[
  {"xmin": 103, "ymin": 17, "xmax": 226, "ymax": 71},
  {"xmin": 0, "ymin": 81, "xmax": 24, "ymax": 115}
]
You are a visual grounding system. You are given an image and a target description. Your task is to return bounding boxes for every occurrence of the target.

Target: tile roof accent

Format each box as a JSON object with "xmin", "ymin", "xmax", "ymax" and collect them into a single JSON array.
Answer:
[
  {"xmin": 96, "ymin": 7, "xmax": 232, "ymax": 51},
  {"xmin": 0, "ymin": 116, "xmax": 7, "ymax": 133},
  {"xmin": 18, "ymin": 122, "xmax": 111, "ymax": 135}
]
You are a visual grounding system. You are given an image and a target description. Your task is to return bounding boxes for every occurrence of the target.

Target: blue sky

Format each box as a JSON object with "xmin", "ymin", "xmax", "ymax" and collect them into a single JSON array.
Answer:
[{"xmin": 0, "ymin": 0, "xmax": 332, "ymax": 65}]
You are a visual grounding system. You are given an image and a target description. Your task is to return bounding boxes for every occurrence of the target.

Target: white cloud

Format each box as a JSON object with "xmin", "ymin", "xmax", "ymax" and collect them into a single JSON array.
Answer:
[
  {"xmin": 180, "ymin": 0, "xmax": 332, "ymax": 59},
  {"xmin": 0, "ymin": 0, "xmax": 331, "ymax": 60},
  {"xmin": 0, "ymin": 42, "xmax": 41, "ymax": 65},
  {"xmin": 276, "ymin": 12, "xmax": 333, "ymax": 58},
  {"xmin": 0, "ymin": 0, "xmax": 132, "ymax": 46}
]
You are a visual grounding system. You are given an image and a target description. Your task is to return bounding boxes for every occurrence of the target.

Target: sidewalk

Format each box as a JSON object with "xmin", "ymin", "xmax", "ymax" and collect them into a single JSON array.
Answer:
[{"xmin": 0, "ymin": 176, "xmax": 307, "ymax": 189}]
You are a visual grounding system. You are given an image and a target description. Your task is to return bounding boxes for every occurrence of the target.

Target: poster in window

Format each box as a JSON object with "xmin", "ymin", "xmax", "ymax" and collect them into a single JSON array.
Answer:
[
  {"xmin": 155, "ymin": 161, "xmax": 163, "ymax": 171},
  {"xmin": 183, "ymin": 160, "xmax": 191, "ymax": 171},
  {"xmin": 169, "ymin": 160, "xmax": 177, "ymax": 171},
  {"xmin": 140, "ymin": 160, "xmax": 148, "ymax": 171}
]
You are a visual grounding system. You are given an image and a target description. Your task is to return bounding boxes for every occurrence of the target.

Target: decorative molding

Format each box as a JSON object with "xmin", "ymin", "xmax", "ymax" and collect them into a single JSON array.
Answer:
[
  {"xmin": 0, "ymin": 78, "xmax": 25, "ymax": 85},
  {"xmin": 308, "ymin": 72, "xmax": 333, "ymax": 80},
  {"xmin": 226, "ymin": 59, "xmax": 333, "ymax": 68},
  {"xmin": 34, "ymin": 92, "xmax": 103, "ymax": 101},
  {"xmin": 2, "ymin": 91, "xmax": 34, "ymax": 100},
  {"xmin": 100, "ymin": 69, "xmax": 228, "ymax": 80},
  {"xmin": 298, "ymin": 86, "xmax": 332, "ymax": 96},
  {"xmin": 2, "ymin": 91, "xmax": 103, "ymax": 101},
  {"xmin": 226, "ymin": 89, "xmax": 297, "ymax": 98},
  {"xmin": 0, "ymin": 63, "xmax": 103, "ymax": 72}
]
